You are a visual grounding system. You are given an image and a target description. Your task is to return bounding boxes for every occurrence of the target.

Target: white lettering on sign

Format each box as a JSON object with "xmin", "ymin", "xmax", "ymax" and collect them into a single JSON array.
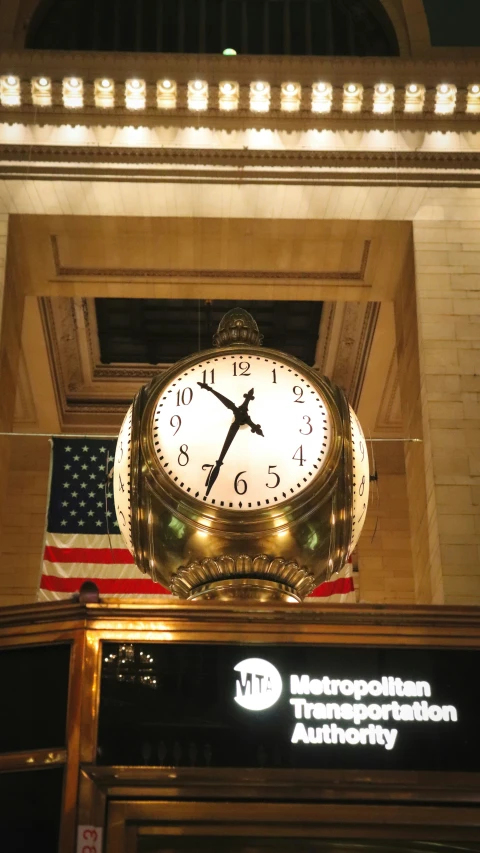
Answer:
[
  {"xmin": 76, "ymin": 825, "xmax": 103, "ymax": 853},
  {"xmin": 232, "ymin": 661, "xmax": 459, "ymax": 749},
  {"xmin": 234, "ymin": 658, "xmax": 282, "ymax": 711}
]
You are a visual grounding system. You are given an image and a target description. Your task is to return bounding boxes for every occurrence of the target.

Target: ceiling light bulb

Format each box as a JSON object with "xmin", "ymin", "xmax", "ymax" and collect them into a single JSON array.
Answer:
[
  {"xmin": 408, "ymin": 83, "xmax": 418, "ymax": 94},
  {"xmin": 38, "ymin": 77, "xmax": 49, "ymax": 87},
  {"xmin": 255, "ymin": 82, "xmax": 265, "ymax": 92},
  {"xmin": 6, "ymin": 75, "xmax": 17, "ymax": 86},
  {"xmin": 472, "ymin": 84, "xmax": 480, "ymax": 94},
  {"xmin": 101, "ymin": 78, "xmax": 110, "ymax": 88},
  {"xmin": 222, "ymin": 82, "xmax": 233, "ymax": 93},
  {"xmin": 193, "ymin": 80, "xmax": 203, "ymax": 90},
  {"xmin": 377, "ymin": 83, "xmax": 388, "ymax": 93},
  {"xmin": 131, "ymin": 79, "xmax": 141, "ymax": 89},
  {"xmin": 347, "ymin": 84, "xmax": 357, "ymax": 94},
  {"xmin": 316, "ymin": 82, "xmax": 327, "ymax": 93},
  {"xmin": 162, "ymin": 79, "xmax": 171, "ymax": 89},
  {"xmin": 440, "ymin": 84, "xmax": 450, "ymax": 94},
  {"xmin": 69, "ymin": 77, "xmax": 79, "ymax": 88},
  {"xmin": 285, "ymin": 83, "xmax": 296, "ymax": 93}
]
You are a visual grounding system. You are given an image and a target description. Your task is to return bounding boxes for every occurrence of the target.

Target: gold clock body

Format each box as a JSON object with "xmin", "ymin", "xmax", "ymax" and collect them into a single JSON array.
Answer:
[{"xmin": 126, "ymin": 344, "xmax": 354, "ymax": 602}]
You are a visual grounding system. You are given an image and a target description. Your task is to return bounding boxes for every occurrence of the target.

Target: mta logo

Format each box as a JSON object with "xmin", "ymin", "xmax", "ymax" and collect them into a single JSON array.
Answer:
[{"xmin": 234, "ymin": 658, "xmax": 282, "ymax": 711}]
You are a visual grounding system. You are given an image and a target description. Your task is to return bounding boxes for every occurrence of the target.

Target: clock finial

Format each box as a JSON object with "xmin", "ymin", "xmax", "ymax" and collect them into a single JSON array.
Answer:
[{"xmin": 213, "ymin": 307, "xmax": 263, "ymax": 347}]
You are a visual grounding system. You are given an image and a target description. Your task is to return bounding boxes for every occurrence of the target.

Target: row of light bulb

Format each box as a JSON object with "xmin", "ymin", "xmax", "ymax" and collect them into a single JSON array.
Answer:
[{"xmin": 0, "ymin": 74, "xmax": 478, "ymax": 114}]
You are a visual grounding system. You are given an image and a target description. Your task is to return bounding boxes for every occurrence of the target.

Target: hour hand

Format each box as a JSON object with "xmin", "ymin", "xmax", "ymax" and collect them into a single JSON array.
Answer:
[{"xmin": 197, "ymin": 382, "xmax": 238, "ymax": 414}]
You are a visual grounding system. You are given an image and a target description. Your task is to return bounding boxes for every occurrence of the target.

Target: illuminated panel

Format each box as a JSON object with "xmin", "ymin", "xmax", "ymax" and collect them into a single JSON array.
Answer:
[
  {"xmin": 218, "ymin": 81, "xmax": 239, "ymax": 111},
  {"xmin": 157, "ymin": 79, "xmax": 177, "ymax": 109},
  {"xmin": 125, "ymin": 78, "xmax": 146, "ymax": 110},
  {"xmin": 311, "ymin": 81, "xmax": 332, "ymax": 113},
  {"xmin": 94, "ymin": 77, "xmax": 115, "ymax": 108},
  {"xmin": 0, "ymin": 75, "xmax": 21, "ymax": 107},
  {"xmin": 250, "ymin": 81, "xmax": 270, "ymax": 112},
  {"xmin": 466, "ymin": 83, "xmax": 480, "ymax": 114},
  {"xmin": 343, "ymin": 82, "xmax": 363, "ymax": 113},
  {"xmin": 62, "ymin": 76, "xmax": 83, "ymax": 108},
  {"xmin": 435, "ymin": 83, "xmax": 456, "ymax": 115},
  {"xmin": 31, "ymin": 76, "xmax": 52, "ymax": 107},
  {"xmin": 404, "ymin": 82, "xmax": 425, "ymax": 113},
  {"xmin": 281, "ymin": 82, "xmax": 301, "ymax": 112},
  {"xmin": 373, "ymin": 82, "xmax": 394, "ymax": 114},
  {"xmin": 188, "ymin": 79, "xmax": 208, "ymax": 110}
]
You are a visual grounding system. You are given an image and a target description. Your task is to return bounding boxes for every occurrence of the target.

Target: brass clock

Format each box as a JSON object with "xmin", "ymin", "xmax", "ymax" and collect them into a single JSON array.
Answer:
[{"xmin": 114, "ymin": 308, "xmax": 369, "ymax": 602}]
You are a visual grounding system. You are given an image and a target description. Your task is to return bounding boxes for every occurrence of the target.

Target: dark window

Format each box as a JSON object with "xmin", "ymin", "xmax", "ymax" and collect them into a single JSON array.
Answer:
[
  {"xmin": 0, "ymin": 768, "xmax": 64, "ymax": 853},
  {"xmin": 95, "ymin": 299, "xmax": 323, "ymax": 366},
  {"xmin": 27, "ymin": 0, "xmax": 399, "ymax": 56},
  {"xmin": 0, "ymin": 644, "xmax": 70, "ymax": 753}
]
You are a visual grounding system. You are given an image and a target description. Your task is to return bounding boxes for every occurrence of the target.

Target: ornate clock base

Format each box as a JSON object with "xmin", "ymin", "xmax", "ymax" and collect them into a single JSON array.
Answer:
[
  {"xmin": 188, "ymin": 578, "xmax": 301, "ymax": 603},
  {"xmin": 169, "ymin": 553, "xmax": 316, "ymax": 602}
]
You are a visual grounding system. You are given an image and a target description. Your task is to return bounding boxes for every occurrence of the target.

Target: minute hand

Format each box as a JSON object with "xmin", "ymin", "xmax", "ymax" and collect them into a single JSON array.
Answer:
[{"xmin": 204, "ymin": 420, "xmax": 240, "ymax": 497}]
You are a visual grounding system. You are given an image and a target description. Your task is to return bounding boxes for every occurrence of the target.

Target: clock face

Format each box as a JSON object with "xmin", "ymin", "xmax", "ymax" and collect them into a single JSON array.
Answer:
[
  {"xmin": 114, "ymin": 404, "xmax": 133, "ymax": 553},
  {"xmin": 349, "ymin": 406, "xmax": 370, "ymax": 553},
  {"xmin": 151, "ymin": 352, "xmax": 333, "ymax": 511}
]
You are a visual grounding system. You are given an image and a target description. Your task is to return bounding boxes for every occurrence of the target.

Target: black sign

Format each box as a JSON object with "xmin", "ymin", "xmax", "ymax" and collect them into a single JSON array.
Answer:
[{"xmin": 97, "ymin": 643, "xmax": 480, "ymax": 771}]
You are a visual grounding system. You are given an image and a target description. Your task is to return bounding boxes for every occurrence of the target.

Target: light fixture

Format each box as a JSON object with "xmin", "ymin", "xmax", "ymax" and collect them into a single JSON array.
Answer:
[
  {"xmin": 343, "ymin": 82, "xmax": 363, "ymax": 112},
  {"xmin": 125, "ymin": 77, "xmax": 146, "ymax": 109},
  {"xmin": 94, "ymin": 77, "xmax": 114, "ymax": 108},
  {"xmin": 250, "ymin": 80, "xmax": 270, "ymax": 112},
  {"xmin": 187, "ymin": 79, "xmax": 208, "ymax": 110},
  {"xmin": 62, "ymin": 76, "xmax": 84, "ymax": 108},
  {"xmin": 223, "ymin": 47, "xmax": 237, "ymax": 55},
  {"xmin": 219, "ymin": 80, "xmax": 239, "ymax": 111},
  {"xmin": 311, "ymin": 81, "xmax": 332, "ymax": 113},
  {"xmin": 467, "ymin": 83, "xmax": 480, "ymax": 114},
  {"xmin": 31, "ymin": 75, "xmax": 52, "ymax": 106},
  {"xmin": 0, "ymin": 74, "xmax": 21, "ymax": 106},
  {"xmin": 435, "ymin": 82, "xmax": 456, "ymax": 115},
  {"xmin": 157, "ymin": 78, "xmax": 177, "ymax": 108},
  {"xmin": 373, "ymin": 81, "xmax": 394, "ymax": 114},
  {"xmin": 404, "ymin": 82, "xmax": 425, "ymax": 113},
  {"xmin": 281, "ymin": 81, "xmax": 301, "ymax": 112}
]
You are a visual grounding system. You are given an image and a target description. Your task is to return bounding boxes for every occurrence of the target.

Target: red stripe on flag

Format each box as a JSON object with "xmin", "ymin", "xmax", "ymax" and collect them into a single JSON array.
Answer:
[
  {"xmin": 40, "ymin": 575, "xmax": 170, "ymax": 594},
  {"xmin": 309, "ymin": 577, "xmax": 354, "ymax": 597},
  {"xmin": 44, "ymin": 545, "xmax": 135, "ymax": 564}
]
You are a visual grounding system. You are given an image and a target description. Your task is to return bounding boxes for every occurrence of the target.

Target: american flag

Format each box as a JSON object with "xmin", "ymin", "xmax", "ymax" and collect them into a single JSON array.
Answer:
[{"xmin": 39, "ymin": 437, "xmax": 356, "ymax": 602}]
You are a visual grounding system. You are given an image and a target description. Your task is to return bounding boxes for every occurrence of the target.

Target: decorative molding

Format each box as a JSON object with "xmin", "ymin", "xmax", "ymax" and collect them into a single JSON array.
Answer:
[
  {"xmin": 51, "ymin": 235, "xmax": 371, "ymax": 284},
  {"xmin": 170, "ymin": 554, "xmax": 316, "ymax": 599},
  {"xmin": 13, "ymin": 350, "xmax": 38, "ymax": 427},
  {"xmin": 374, "ymin": 350, "xmax": 402, "ymax": 435}
]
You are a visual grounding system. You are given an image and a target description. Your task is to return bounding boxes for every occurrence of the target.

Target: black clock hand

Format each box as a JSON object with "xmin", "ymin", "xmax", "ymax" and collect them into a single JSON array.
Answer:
[
  {"xmin": 204, "ymin": 420, "xmax": 241, "ymax": 496},
  {"xmin": 197, "ymin": 382, "xmax": 238, "ymax": 414}
]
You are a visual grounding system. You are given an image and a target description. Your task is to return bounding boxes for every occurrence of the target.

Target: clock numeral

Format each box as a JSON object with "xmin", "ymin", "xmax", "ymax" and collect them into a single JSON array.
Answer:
[
  {"xmin": 293, "ymin": 385, "xmax": 305, "ymax": 403},
  {"xmin": 202, "ymin": 463, "xmax": 213, "ymax": 488},
  {"xmin": 117, "ymin": 441, "xmax": 124, "ymax": 463},
  {"xmin": 176, "ymin": 387, "xmax": 193, "ymax": 406},
  {"xmin": 178, "ymin": 444, "xmax": 189, "ymax": 466},
  {"xmin": 272, "ymin": 368, "xmax": 277, "ymax": 384},
  {"xmin": 170, "ymin": 415, "xmax": 182, "ymax": 435},
  {"xmin": 293, "ymin": 445, "xmax": 305, "ymax": 467},
  {"xmin": 266, "ymin": 465, "xmax": 280, "ymax": 488},
  {"xmin": 359, "ymin": 439, "xmax": 365, "ymax": 461},
  {"xmin": 233, "ymin": 361, "xmax": 251, "ymax": 377},
  {"xmin": 358, "ymin": 474, "xmax": 366, "ymax": 496},
  {"xmin": 117, "ymin": 507, "xmax": 126, "ymax": 527},
  {"xmin": 118, "ymin": 473, "xmax": 125, "ymax": 493},
  {"xmin": 234, "ymin": 470, "xmax": 248, "ymax": 495},
  {"xmin": 202, "ymin": 368, "xmax": 215, "ymax": 385},
  {"xmin": 358, "ymin": 503, "xmax": 367, "ymax": 523},
  {"xmin": 300, "ymin": 415, "xmax": 312, "ymax": 435}
]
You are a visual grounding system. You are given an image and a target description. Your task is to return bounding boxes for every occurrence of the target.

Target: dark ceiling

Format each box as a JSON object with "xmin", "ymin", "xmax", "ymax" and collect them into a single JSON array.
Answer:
[
  {"xmin": 95, "ymin": 299, "xmax": 322, "ymax": 366},
  {"xmin": 423, "ymin": 0, "xmax": 480, "ymax": 47},
  {"xmin": 27, "ymin": 0, "xmax": 399, "ymax": 56}
]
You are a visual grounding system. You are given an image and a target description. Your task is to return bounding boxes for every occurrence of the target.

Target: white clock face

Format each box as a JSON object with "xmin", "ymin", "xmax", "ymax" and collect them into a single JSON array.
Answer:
[
  {"xmin": 349, "ymin": 405, "xmax": 370, "ymax": 554},
  {"xmin": 114, "ymin": 404, "xmax": 133, "ymax": 553},
  {"xmin": 152, "ymin": 353, "xmax": 332, "ymax": 511}
]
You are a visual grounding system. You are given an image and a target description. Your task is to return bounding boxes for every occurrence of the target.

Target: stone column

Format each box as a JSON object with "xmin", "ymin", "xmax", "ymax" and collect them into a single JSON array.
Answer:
[{"xmin": 402, "ymin": 200, "xmax": 480, "ymax": 604}]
